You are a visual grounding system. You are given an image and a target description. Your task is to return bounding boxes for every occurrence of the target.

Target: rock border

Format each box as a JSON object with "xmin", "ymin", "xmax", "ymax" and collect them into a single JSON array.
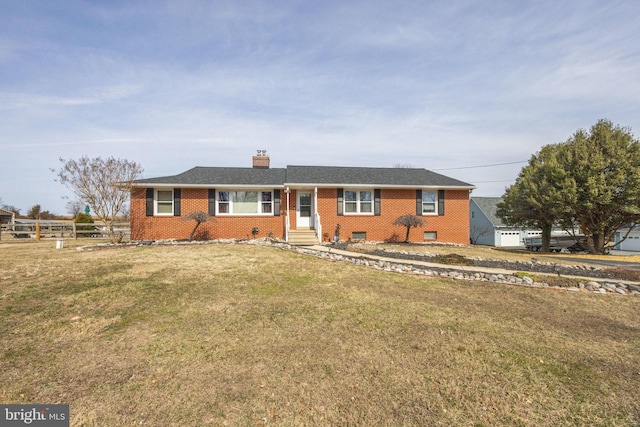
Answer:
[
  {"xmin": 77, "ymin": 238, "xmax": 640, "ymax": 296},
  {"xmin": 291, "ymin": 245, "xmax": 639, "ymax": 296}
]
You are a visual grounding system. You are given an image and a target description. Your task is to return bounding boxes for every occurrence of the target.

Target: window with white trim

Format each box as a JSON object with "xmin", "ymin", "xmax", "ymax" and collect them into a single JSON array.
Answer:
[
  {"xmin": 344, "ymin": 190, "xmax": 373, "ymax": 215},
  {"xmin": 422, "ymin": 191, "xmax": 437, "ymax": 215},
  {"xmin": 217, "ymin": 190, "xmax": 274, "ymax": 215},
  {"xmin": 155, "ymin": 189, "xmax": 174, "ymax": 215},
  {"xmin": 261, "ymin": 192, "xmax": 272, "ymax": 213}
]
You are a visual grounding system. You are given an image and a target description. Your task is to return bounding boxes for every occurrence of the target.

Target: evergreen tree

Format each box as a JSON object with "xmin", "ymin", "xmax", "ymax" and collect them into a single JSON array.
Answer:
[
  {"xmin": 559, "ymin": 120, "xmax": 640, "ymax": 253},
  {"xmin": 498, "ymin": 119, "xmax": 640, "ymax": 254}
]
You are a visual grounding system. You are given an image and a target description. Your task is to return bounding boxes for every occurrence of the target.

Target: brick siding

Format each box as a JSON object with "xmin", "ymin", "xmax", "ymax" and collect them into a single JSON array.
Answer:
[
  {"xmin": 317, "ymin": 188, "xmax": 470, "ymax": 244},
  {"xmin": 130, "ymin": 188, "xmax": 286, "ymax": 241},
  {"xmin": 131, "ymin": 187, "xmax": 470, "ymax": 244}
]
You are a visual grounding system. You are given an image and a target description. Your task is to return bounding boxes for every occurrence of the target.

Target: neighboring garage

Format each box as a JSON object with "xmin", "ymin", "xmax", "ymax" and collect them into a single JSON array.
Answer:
[
  {"xmin": 497, "ymin": 230, "xmax": 522, "ymax": 247},
  {"xmin": 470, "ymin": 197, "xmax": 525, "ymax": 247},
  {"xmin": 615, "ymin": 228, "xmax": 640, "ymax": 252},
  {"xmin": 0, "ymin": 208, "xmax": 15, "ymax": 225}
]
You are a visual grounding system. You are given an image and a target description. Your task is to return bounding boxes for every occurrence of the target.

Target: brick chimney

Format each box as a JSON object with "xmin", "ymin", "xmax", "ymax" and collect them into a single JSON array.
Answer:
[{"xmin": 252, "ymin": 150, "xmax": 270, "ymax": 169}]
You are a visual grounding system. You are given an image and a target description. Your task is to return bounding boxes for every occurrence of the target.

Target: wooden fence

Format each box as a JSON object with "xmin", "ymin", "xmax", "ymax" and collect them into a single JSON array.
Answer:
[{"xmin": 0, "ymin": 220, "xmax": 130, "ymax": 241}]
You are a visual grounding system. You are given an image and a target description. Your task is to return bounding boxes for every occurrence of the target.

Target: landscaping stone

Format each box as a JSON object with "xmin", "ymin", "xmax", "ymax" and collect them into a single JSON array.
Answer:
[
  {"xmin": 628, "ymin": 283, "xmax": 640, "ymax": 292},
  {"xmin": 586, "ymin": 281, "xmax": 601, "ymax": 290},
  {"xmin": 295, "ymin": 246, "xmax": 639, "ymax": 297},
  {"xmin": 116, "ymin": 238, "xmax": 640, "ymax": 297}
]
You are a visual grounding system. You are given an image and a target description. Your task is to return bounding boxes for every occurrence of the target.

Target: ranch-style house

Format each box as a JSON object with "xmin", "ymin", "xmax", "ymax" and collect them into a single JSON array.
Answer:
[{"xmin": 130, "ymin": 152, "xmax": 475, "ymax": 245}]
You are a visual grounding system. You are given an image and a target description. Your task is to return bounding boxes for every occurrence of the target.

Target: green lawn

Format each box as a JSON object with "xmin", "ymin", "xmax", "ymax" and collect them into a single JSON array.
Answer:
[{"xmin": 1, "ymin": 241, "xmax": 639, "ymax": 426}]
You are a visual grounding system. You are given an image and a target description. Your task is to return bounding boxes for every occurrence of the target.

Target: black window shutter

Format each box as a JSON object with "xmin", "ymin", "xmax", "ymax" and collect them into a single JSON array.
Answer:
[
  {"xmin": 174, "ymin": 188, "xmax": 181, "ymax": 216},
  {"xmin": 146, "ymin": 188, "xmax": 154, "ymax": 216},
  {"xmin": 208, "ymin": 189, "xmax": 216, "ymax": 216},
  {"xmin": 374, "ymin": 189, "xmax": 381, "ymax": 216},
  {"xmin": 416, "ymin": 190, "xmax": 422, "ymax": 216},
  {"xmin": 274, "ymin": 189, "xmax": 281, "ymax": 216},
  {"xmin": 438, "ymin": 190, "xmax": 445, "ymax": 216},
  {"xmin": 337, "ymin": 188, "xmax": 344, "ymax": 216}
]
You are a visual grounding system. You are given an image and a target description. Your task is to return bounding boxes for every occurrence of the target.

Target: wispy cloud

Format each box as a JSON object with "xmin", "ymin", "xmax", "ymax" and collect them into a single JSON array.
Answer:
[
  {"xmin": 0, "ymin": 84, "xmax": 141, "ymax": 109},
  {"xmin": 1, "ymin": 0, "xmax": 638, "ymax": 213}
]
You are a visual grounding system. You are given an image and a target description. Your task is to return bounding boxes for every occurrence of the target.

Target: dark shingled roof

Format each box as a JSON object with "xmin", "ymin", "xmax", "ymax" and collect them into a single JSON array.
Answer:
[
  {"xmin": 471, "ymin": 197, "xmax": 506, "ymax": 227},
  {"xmin": 134, "ymin": 167, "xmax": 287, "ymax": 186},
  {"xmin": 134, "ymin": 165, "xmax": 475, "ymax": 188},
  {"xmin": 285, "ymin": 165, "xmax": 473, "ymax": 187}
]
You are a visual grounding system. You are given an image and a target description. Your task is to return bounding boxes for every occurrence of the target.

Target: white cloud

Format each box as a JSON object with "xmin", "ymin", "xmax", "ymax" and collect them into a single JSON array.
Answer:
[
  {"xmin": 0, "ymin": 85, "xmax": 141, "ymax": 109},
  {"xmin": 1, "ymin": 0, "xmax": 639, "ymax": 213}
]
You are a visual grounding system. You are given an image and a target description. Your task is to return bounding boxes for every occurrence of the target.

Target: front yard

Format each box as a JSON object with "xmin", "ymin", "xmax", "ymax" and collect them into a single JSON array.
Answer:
[{"xmin": 1, "ymin": 241, "xmax": 639, "ymax": 425}]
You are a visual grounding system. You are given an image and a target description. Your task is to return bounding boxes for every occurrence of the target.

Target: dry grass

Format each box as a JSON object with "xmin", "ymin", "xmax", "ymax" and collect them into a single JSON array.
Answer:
[
  {"xmin": 1, "ymin": 240, "xmax": 639, "ymax": 426},
  {"xmin": 376, "ymin": 242, "xmax": 554, "ymax": 262},
  {"xmin": 376, "ymin": 241, "xmax": 640, "ymax": 265}
]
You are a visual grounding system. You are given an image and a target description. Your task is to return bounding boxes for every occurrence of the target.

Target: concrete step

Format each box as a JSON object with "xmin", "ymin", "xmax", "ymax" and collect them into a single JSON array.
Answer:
[{"xmin": 289, "ymin": 230, "xmax": 319, "ymax": 246}]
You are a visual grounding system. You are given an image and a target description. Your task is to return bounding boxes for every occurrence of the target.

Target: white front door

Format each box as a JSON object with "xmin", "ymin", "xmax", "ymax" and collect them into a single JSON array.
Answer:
[{"xmin": 297, "ymin": 192, "xmax": 313, "ymax": 228}]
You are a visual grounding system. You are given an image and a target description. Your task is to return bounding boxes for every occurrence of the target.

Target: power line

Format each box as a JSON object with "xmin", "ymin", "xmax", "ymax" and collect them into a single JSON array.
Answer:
[{"xmin": 433, "ymin": 160, "xmax": 527, "ymax": 171}]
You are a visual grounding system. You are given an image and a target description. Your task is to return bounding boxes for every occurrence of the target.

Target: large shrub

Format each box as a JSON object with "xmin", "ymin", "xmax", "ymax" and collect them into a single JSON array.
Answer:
[{"xmin": 74, "ymin": 213, "xmax": 96, "ymax": 238}]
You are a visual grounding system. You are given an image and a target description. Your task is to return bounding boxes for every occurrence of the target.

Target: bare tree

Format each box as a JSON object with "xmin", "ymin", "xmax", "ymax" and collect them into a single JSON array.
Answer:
[
  {"xmin": 0, "ymin": 199, "xmax": 22, "ymax": 217},
  {"xmin": 65, "ymin": 199, "xmax": 86, "ymax": 217},
  {"xmin": 185, "ymin": 211, "xmax": 212, "ymax": 241},
  {"xmin": 393, "ymin": 214, "xmax": 425, "ymax": 243},
  {"xmin": 470, "ymin": 224, "xmax": 494, "ymax": 245},
  {"xmin": 53, "ymin": 156, "xmax": 143, "ymax": 243},
  {"xmin": 120, "ymin": 204, "xmax": 130, "ymax": 222}
]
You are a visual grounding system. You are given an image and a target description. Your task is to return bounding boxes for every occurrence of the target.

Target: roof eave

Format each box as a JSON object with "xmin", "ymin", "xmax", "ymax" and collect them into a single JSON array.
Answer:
[{"xmin": 131, "ymin": 182, "xmax": 285, "ymax": 188}]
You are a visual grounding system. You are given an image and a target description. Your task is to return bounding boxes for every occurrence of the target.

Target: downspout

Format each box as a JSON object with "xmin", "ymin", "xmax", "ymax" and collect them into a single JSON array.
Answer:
[
  {"xmin": 285, "ymin": 187, "xmax": 290, "ymax": 243},
  {"xmin": 314, "ymin": 186, "xmax": 322, "ymax": 243}
]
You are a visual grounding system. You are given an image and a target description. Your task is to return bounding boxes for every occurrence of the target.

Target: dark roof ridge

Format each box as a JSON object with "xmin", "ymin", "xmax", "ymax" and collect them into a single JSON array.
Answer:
[
  {"xmin": 189, "ymin": 165, "xmax": 286, "ymax": 170},
  {"xmin": 286, "ymin": 164, "xmax": 429, "ymax": 170}
]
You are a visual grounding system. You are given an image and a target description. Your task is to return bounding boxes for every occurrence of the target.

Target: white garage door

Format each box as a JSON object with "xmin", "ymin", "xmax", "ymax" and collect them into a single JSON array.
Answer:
[
  {"xmin": 499, "ymin": 231, "xmax": 521, "ymax": 247},
  {"xmin": 619, "ymin": 233, "xmax": 640, "ymax": 251}
]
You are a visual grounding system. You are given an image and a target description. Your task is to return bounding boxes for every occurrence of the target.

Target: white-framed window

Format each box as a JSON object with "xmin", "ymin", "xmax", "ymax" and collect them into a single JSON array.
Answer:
[
  {"xmin": 217, "ymin": 190, "xmax": 274, "ymax": 215},
  {"xmin": 261, "ymin": 191, "xmax": 272, "ymax": 213},
  {"xmin": 422, "ymin": 191, "xmax": 437, "ymax": 215},
  {"xmin": 155, "ymin": 189, "xmax": 174, "ymax": 216},
  {"xmin": 344, "ymin": 189, "xmax": 373, "ymax": 215}
]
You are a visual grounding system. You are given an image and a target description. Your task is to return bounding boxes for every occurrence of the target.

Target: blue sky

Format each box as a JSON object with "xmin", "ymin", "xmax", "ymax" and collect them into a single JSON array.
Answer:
[{"xmin": 1, "ymin": 0, "xmax": 639, "ymax": 215}]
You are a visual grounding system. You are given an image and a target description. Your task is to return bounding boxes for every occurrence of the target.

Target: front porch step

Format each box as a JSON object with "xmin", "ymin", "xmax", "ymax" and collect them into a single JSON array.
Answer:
[{"xmin": 288, "ymin": 229, "xmax": 319, "ymax": 246}]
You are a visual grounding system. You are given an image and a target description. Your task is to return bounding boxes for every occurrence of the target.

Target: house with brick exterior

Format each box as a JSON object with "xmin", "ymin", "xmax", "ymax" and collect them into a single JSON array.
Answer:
[{"xmin": 130, "ymin": 152, "xmax": 475, "ymax": 244}]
